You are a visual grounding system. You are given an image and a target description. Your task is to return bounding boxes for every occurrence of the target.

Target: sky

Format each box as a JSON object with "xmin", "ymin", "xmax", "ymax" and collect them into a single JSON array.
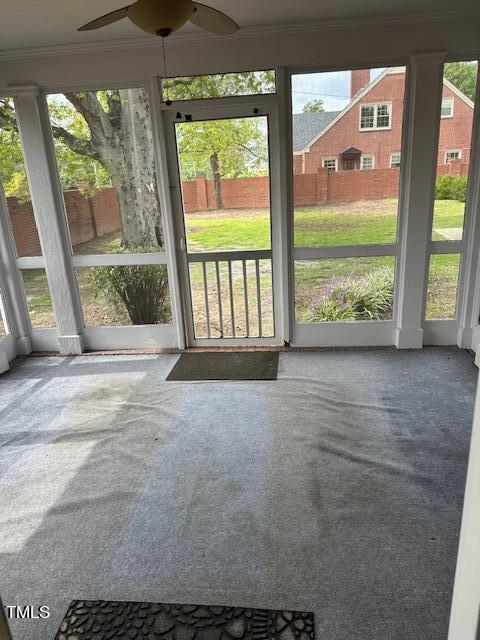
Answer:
[{"xmin": 291, "ymin": 68, "xmax": 384, "ymax": 113}]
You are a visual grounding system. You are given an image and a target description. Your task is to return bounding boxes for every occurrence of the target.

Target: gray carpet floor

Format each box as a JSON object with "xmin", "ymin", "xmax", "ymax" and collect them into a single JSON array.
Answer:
[{"xmin": 0, "ymin": 348, "xmax": 476, "ymax": 640}]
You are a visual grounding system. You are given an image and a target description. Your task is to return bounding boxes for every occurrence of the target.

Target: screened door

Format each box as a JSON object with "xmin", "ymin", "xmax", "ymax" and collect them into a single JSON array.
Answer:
[{"xmin": 166, "ymin": 103, "xmax": 283, "ymax": 347}]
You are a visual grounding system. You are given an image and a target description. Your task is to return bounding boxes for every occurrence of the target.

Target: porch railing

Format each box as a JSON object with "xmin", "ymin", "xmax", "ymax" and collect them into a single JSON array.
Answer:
[{"xmin": 187, "ymin": 249, "xmax": 274, "ymax": 339}]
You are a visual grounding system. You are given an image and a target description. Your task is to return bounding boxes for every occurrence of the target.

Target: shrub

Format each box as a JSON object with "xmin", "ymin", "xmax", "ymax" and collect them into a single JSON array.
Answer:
[
  {"xmin": 435, "ymin": 174, "xmax": 467, "ymax": 202},
  {"xmin": 89, "ymin": 263, "xmax": 171, "ymax": 325},
  {"xmin": 452, "ymin": 176, "xmax": 468, "ymax": 202},
  {"xmin": 308, "ymin": 266, "xmax": 395, "ymax": 322}
]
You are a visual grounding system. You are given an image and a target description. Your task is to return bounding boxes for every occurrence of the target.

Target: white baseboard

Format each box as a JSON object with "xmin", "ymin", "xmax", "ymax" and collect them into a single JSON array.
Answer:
[
  {"xmin": 16, "ymin": 335, "xmax": 32, "ymax": 355},
  {"xmin": 395, "ymin": 326, "xmax": 423, "ymax": 349},
  {"xmin": 58, "ymin": 334, "xmax": 84, "ymax": 355}
]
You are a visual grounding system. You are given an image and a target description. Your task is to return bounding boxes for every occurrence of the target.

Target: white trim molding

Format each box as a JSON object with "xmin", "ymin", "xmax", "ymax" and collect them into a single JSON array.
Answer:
[
  {"xmin": 322, "ymin": 157, "xmax": 338, "ymax": 172},
  {"xmin": 456, "ymin": 63, "xmax": 480, "ymax": 352},
  {"xmin": 390, "ymin": 152, "xmax": 402, "ymax": 168},
  {"xmin": 445, "ymin": 149, "xmax": 462, "ymax": 162},
  {"xmin": 359, "ymin": 101, "xmax": 392, "ymax": 131},
  {"xmin": 394, "ymin": 53, "xmax": 445, "ymax": 349},
  {"xmin": 83, "ymin": 325, "xmax": 176, "ymax": 350},
  {"xmin": 360, "ymin": 154, "xmax": 375, "ymax": 170},
  {"xmin": 292, "ymin": 320, "xmax": 394, "ymax": 347},
  {"xmin": 447, "ymin": 374, "xmax": 480, "ymax": 640}
]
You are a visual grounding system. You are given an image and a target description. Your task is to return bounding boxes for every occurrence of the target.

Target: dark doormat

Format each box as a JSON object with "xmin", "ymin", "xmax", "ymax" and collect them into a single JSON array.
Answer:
[
  {"xmin": 56, "ymin": 601, "xmax": 314, "ymax": 640},
  {"xmin": 166, "ymin": 352, "xmax": 279, "ymax": 381}
]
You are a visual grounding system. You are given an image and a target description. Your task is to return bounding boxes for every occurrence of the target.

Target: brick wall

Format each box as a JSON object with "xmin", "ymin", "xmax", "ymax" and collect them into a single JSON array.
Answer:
[
  {"xmin": 327, "ymin": 167, "xmax": 401, "ymax": 202},
  {"xmin": 184, "ymin": 169, "xmax": 402, "ymax": 210},
  {"xmin": 7, "ymin": 187, "xmax": 121, "ymax": 257},
  {"xmin": 437, "ymin": 159, "xmax": 469, "ymax": 177},
  {"xmin": 221, "ymin": 176, "xmax": 270, "ymax": 209},
  {"xmin": 182, "ymin": 175, "xmax": 270, "ymax": 212},
  {"xmin": 90, "ymin": 189, "xmax": 122, "ymax": 236},
  {"xmin": 7, "ymin": 163, "xmax": 470, "ymax": 257},
  {"xmin": 7, "ymin": 197, "xmax": 42, "ymax": 257}
]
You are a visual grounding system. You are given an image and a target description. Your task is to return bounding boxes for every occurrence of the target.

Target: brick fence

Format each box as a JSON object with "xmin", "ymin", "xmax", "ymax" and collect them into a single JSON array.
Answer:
[
  {"xmin": 7, "ymin": 160, "xmax": 469, "ymax": 256},
  {"xmin": 185, "ymin": 160, "xmax": 468, "ymax": 211},
  {"xmin": 8, "ymin": 188, "xmax": 121, "ymax": 257}
]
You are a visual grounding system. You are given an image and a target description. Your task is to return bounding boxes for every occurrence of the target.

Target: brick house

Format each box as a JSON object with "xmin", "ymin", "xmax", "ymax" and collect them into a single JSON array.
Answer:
[{"xmin": 293, "ymin": 67, "xmax": 474, "ymax": 174}]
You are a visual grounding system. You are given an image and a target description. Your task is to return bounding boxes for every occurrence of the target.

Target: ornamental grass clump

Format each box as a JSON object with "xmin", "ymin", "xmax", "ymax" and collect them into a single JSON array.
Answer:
[
  {"xmin": 90, "ymin": 261, "xmax": 171, "ymax": 325},
  {"xmin": 308, "ymin": 266, "xmax": 394, "ymax": 322}
]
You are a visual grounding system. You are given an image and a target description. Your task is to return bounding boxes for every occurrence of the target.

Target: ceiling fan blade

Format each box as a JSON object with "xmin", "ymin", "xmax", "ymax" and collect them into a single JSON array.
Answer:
[
  {"xmin": 190, "ymin": 2, "xmax": 239, "ymax": 35},
  {"xmin": 78, "ymin": 6, "xmax": 130, "ymax": 31}
]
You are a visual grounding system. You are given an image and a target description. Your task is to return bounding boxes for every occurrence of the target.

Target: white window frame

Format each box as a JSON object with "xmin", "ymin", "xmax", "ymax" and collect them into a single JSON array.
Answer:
[
  {"xmin": 445, "ymin": 149, "xmax": 462, "ymax": 163},
  {"xmin": 322, "ymin": 157, "xmax": 338, "ymax": 172},
  {"xmin": 359, "ymin": 102, "xmax": 392, "ymax": 131},
  {"xmin": 390, "ymin": 152, "xmax": 401, "ymax": 168},
  {"xmin": 360, "ymin": 154, "xmax": 375, "ymax": 170},
  {"xmin": 441, "ymin": 96, "xmax": 454, "ymax": 118}
]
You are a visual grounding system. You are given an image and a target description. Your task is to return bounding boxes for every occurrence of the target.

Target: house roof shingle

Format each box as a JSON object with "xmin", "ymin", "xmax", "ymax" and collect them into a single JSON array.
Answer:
[{"xmin": 292, "ymin": 111, "xmax": 341, "ymax": 153}]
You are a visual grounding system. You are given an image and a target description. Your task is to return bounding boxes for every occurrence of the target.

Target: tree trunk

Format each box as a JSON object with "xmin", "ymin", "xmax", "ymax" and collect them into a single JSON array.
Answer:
[
  {"xmin": 210, "ymin": 153, "xmax": 223, "ymax": 210},
  {"xmin": 88, "ymin": 88, "xmax": 164, "ymax": 250}
]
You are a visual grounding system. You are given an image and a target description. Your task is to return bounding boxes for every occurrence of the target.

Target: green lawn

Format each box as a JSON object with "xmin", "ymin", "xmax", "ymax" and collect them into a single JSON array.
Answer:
[
  {"xmin": 184, "ymin": 199, "xmax": 463, "ymax": 324},
  {"xmin": 19, "ymin": 198, "xmax": 465, "ymax": 330},
  {"xmin": 432, "ymin": 199, "xmax": 466, "ymax": 230},
  {"xmin": 185, "ymin": 198, "xmax": 465, "ymax": 250}
]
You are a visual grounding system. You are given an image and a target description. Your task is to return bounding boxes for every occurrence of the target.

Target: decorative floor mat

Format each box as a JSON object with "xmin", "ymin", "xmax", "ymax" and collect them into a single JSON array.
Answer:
[
  {"xmin": 56, "ymin": 601, "xmax": 314, "ymax": 640},
  {"xmin": 166, "ymin": 352, "xmax": 279, "ymax": 381}
]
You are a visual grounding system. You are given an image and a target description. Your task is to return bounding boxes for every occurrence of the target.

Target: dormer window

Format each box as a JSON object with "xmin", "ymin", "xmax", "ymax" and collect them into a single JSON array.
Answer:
[{"xmin": 359, "ymin": 103, "xmax": 391, "ymax": 130}]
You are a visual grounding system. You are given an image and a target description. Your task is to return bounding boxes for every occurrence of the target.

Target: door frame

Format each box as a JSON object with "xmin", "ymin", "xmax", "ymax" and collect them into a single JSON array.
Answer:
[{"xmin": 161, "ymin": 95, "xmax": 286, "ymax": 347}]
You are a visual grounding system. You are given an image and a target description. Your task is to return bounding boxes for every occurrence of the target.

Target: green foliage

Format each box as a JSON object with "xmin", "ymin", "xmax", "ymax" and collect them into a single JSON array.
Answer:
[
  {"xmin": 170, "ymin": 72, "xmax": 272, "ymax": 182},
  {"xmin": 444, "ymin": 61, "xmax": 478, "ymax": 102},
  {"xmin": 163, "ymin": 70, "xmax": 275, "ymax": 101},
  {"xmin": 303, "ymin": 99, "xmax": 325, "ymax": 113},
  {"xmin": 47, "ymin": 94, "xmax": 111, "ymax": 194},
  {"xmin": 308, "ymin": 267, "xmax": 394, "ymax": 322},
  {"xmin": 0, "ymin": 95, "xmax": 110, "ymax": 199},
  {"xmin": 0, "ymin": 98, "xmax": 31, "ymax": 201},
  {"xmin": 3, "ymin": 170, "xmax": 30, "ymax": 202},
  {"xmin": 311, "ymin": 297, "xmax": 356, "ymax": 321},
  {"xmin": 89, "ymin": 261, "xmax": 170, "ymax": 325},
  {"xmin": 176, "ymin": 117, "xmax": 267, "ymax": 181},
  {"xmin": 435, "ymin": 174, "xmax": 468, "ymax": 202}
]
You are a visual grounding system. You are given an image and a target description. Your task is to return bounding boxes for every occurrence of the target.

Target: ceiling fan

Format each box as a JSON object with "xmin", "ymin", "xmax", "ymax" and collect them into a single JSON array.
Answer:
[{"xmin": 78, "ymin": 0, "xmax": 240, "ymax": 38}]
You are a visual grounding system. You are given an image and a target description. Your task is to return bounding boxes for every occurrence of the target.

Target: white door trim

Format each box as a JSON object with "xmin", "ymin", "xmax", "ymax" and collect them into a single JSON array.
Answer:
[{"xmin": 162, "ymin": 98, "xmax": 285, "ymax": 347}]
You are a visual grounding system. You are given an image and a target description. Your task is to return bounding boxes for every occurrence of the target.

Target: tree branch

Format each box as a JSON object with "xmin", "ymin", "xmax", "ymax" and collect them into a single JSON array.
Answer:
[
  {"xmin": 105, "ymin": 90, "xmax": 122, "ymax": 125},
  {"xmin": 237, "ymin": 142, "xmax": 267, "ymax": 161},
  {"xmin": 51, "ymin": 124, "xmax": 100, "ymax": 160},
  {"xmin": 64, "ymin": 92, "xmax": 113, "ymax": 141}
]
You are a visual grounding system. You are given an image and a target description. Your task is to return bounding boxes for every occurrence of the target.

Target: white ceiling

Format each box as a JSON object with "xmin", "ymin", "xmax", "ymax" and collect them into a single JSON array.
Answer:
[{"xmin": 1, "ymin": 0, "xmax": 479, "ymax": 52}]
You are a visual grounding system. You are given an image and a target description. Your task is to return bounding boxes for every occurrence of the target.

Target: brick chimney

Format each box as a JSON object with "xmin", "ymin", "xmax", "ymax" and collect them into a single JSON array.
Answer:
[{"xmin": 351, "ymin": 69, "xmax": 371, "ymax": 99}]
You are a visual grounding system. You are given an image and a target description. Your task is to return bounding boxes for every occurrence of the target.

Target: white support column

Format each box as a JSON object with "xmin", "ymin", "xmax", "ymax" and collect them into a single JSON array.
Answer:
[
  {"xmin": 395, "ymin": 54, "xmax": 445, "ymax": 349},
  {"xmin": 13, "ymin": 87, "xmax": 84, "ymax": 354},
  {"xmin": 0, "ymin": 178, "xmax": 32, "ymax": 355},
  {"xmin": 457, "ymin": 64, "xmax": 480, "ymax": 352},
  {"xmin": 148, "ymin": 78, "xmax": 186, "ymax": 350},
  {"xmin": 275, "ymin": 66, "xmax": 294, "ymax": 344},
  {"xmin": 447, "ymin": 375, "xmax": 480, "ymax": 640}
]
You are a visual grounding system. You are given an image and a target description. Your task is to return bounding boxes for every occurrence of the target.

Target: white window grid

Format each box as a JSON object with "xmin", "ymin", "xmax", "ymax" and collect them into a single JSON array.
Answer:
[
  {"xmin": 361, "ymin": 155, "xmax": 374, "ymax": 170},
  {"xmin": 441, "ymin": 96, "xmax": 454, "ymax": 118},
  {"xmin": 322, "ymin": 157, "xmax": 337, "ymax": 172},
  {"xmin": 390, "ymin": 153, "xmax": 401, "ymax": 168},
  {"xmin": 360, "ymin": 102, "xmax": 392, "ymax": 130}
]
